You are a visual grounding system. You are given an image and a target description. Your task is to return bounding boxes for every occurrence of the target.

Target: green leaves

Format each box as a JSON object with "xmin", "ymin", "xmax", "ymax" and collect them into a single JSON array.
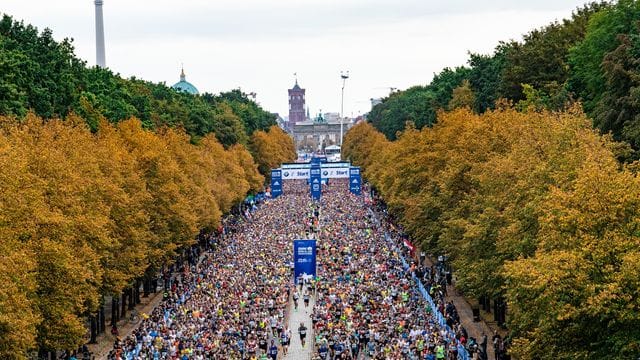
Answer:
[{"xmin": 0, "ymin": 14, "xmax": 275, "ymax": 148}]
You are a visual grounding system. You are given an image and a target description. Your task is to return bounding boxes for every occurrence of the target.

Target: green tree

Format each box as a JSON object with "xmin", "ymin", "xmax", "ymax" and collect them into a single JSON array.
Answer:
[
  {"xmin": 368, "ymin": 67, "xmax": 470, "ymax": 140},
  {"xmin": 569, "ymin": 0, "xmax": 640, "ymax": 115},
  {"xmin": 467, "ymin": 47, "xmax": 508, "ymax": 112},
  {"xmin": 500, "ymin": 3, "xmax": 606, "ymax": 106},
  {"xmin": 591, "ymin": 32, "xmax": 640, "ymax": 154}
]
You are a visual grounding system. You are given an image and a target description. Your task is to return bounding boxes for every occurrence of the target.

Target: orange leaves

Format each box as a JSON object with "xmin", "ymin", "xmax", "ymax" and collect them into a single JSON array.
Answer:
[
  {"xmin": 0, "ymin": 114, "xmax": 264, "ymax": 355},
  {"xmin": 250, "ymin": 125, "xmax": 296, "ymax": 177},
  {"xmin": 344, "ymin": 106, "xmax": 640, "ymax": 358},
  {"xmin": 229, "ymin": 143, "xmax": 264, "ymax": 193}
]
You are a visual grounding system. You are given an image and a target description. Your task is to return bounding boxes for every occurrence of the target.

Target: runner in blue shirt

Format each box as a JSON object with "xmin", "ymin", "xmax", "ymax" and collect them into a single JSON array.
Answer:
[
  {"xmin": 318, "ymin": 341, "xmax": 329, "ymax": 359},
  {"xmin": 268, "ymin": 339, "xmax": 278, "ymax": 360}
]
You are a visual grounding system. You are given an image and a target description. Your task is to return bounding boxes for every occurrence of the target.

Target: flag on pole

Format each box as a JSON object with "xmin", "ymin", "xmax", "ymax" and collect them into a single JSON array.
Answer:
[{"xmin": 403, "ymin": 239, "xmax": 415, "ymax": 256}]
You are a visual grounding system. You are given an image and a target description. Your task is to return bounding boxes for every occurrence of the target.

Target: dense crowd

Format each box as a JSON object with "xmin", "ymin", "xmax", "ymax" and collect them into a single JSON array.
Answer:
[
  {"xmin": 108, "ymin": 182, "xmax": 316, "ymax": 360},
  {"xmin": 108, "ymin": 178, "xmax": 470, "ymax": 360},
  {"xmin": 310, "ymin": 181, "xmax": 468, "ymax": 360}
]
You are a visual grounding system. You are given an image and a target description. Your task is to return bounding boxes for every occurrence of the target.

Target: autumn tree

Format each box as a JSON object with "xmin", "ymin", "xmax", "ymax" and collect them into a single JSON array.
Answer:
[
  {"xmin": 0, "ymin": 124, "xmax": 39, "ymax": 359},
  {"xmin": 250, "ymin": 125, "xmax": 296, "ymax": 177},
  {"xmin": 229, "ymin": 143, "xmax": 265, "ymax": 193},
  {"xmin": 345, "ymin": 104, "xmax": 640, "ymax": 358},
  {"xmin": 448, "ymin": 79, "xmax": 475, "ymax": 110},
  {"xmin": 505, "ymin": 155, "xmax": 640, "ymax": 359}
]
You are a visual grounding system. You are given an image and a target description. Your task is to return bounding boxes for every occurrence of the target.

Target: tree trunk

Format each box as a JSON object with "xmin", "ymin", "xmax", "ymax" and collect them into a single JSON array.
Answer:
[
  {"xmin": 134, "ymin": 279, "xmax": 141, "ymax": 304},
  {"xmin": 89, "ymin": 314, "xmax": 97, "ymax": 344},
  {"xmin": 128, "ymin": 286, "xmax": 135, "ymax": 310},
  {"xmin": 143, "ymin": 277, "xmax": 150, "ymax": 298},
  {"xmin": 99, "ymin": 303, "xmax": 106, "ymax": 333},
  {"xmin": 121, "ymin": 291, "xmax": 127, "ymax": 318},
  {"xmin": 111, "ymin": 296, "xmax": 118, "ymax": 326}
]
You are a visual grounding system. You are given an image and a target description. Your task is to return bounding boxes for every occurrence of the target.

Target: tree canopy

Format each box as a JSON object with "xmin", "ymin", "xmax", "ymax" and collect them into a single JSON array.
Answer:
[
  {"xmin": 0, "ymin": 14, "xmax": 276, "ymax": 148},
  {"xmin": 0, "ymin": 113, "xmax": 267, "ymax": 358},
  {"xmin": 367, "ymin": 2, "xmax": 610, "ymax": 141},
  {"xmin": 344, "ymin": 106, "xmax": 640, "ymax": 359}
]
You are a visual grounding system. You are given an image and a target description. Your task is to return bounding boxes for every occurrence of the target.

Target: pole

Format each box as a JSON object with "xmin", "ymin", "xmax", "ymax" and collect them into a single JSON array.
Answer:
[
  {"xmin": 340, "ymin": 71, "xmax": 349, "ymax": 146},
  {"xmin": 95, "ymin": 0, "xmax": 106, "ymax": 67}
]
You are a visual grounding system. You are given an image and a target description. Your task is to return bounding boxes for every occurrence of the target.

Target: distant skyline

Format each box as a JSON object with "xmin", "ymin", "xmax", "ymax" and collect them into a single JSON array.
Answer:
[{"xmin": 3, "ymin": 0, "xmax": 592, "ymax": 117}]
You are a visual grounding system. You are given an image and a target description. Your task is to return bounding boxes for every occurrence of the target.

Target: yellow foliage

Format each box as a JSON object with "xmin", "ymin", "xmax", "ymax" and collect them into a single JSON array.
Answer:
[
  {"xmin": 344, "ymin": 106, "xmax": 640, "ymax": 358},
  {"xmin": 0, "ymin": 113, "xmax": 268, "ymax": 355},
  {"xmin": 250, "ymin": 125, "xmax": 296, "ymax": 177}
]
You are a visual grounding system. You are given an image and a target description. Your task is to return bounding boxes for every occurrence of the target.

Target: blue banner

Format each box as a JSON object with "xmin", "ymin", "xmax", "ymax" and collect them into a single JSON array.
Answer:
[
  {"xmin": 293, "ymin": 239, "xmax": 317, "ymax": 284},
  {"xmin": 349, "ymin": 166, "xmax": 361, "ymax": 195},
  {"xmin": 310, "ymin": 164, "xmax": 321, "ymax": 200},
  {"xmin": 270, "ymin": 169, "xmax": 283, "ymax": 198}
]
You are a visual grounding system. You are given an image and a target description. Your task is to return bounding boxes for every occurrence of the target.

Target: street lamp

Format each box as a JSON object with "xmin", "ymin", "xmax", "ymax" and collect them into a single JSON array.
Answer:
[{"xmin": 340, "ymin": 71, "xmax": 349, "ymax": 147}]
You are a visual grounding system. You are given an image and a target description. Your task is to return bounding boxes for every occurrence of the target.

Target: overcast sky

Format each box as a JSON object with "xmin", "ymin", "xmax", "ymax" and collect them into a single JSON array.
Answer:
[{"xmin": 3, "ymin": 0, "xmax": 592, "ymax": 117}]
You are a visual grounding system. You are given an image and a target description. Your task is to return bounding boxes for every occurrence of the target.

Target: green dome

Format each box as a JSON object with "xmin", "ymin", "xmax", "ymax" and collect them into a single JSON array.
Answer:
[{"xmin": 171, "ymin": 68, "xmax": 199, "ymax": 95}]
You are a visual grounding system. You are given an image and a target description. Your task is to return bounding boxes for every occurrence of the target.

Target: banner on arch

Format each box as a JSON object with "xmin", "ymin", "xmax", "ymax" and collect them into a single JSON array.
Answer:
[
  {"xmin": 349, "ymin": 166, "xmax": 362, "ymax": 195},
  {"xmin": 270, "ymin": 169, "xmax": 283, "ymax": 198},
  {"xmin": 310, "ymin": 164, "xmax": 322, "ymax": 200}
]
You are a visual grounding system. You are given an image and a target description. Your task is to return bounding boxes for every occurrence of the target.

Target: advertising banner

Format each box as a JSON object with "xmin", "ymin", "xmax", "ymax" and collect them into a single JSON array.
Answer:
[
  {"xmin": 282, "ymin": 162, "xmax": 350, "ymax": 169},
  {"xmin": 321, "ymin": 167, "xmax": 350, "ymax": 179},
  {"xmin": 310, "ymin": 164, "xmax": 322, "ymax": 200},
  {"xmin": 349, "ymin": 166, "xmax": 362, "ymax": 195},
  {"xmin": 293, "ymin": 239, "xmax": 317, "ymax": 284},
  {"xmin": 270, "ymin": 169, "xmax": 283, "ymax": 198},
  {"xmin": 281, "ymin": 168, "xmax": 310, "ymax": 180}
]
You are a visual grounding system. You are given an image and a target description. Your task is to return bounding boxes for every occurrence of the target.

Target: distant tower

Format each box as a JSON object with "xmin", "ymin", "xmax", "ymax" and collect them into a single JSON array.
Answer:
[
  {"xmin": 94, "ymin": 0, "xmax": 106, "ymax": 67},
  {"xmin": 288, "ymin": 77, "xmax": 306, "ymax": 128}
]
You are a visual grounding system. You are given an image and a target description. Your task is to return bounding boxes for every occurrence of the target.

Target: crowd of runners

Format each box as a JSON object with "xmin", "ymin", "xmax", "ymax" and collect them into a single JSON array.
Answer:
[
  {"xmin": 107, "ymin": 179, "xmax": 470, "ymax": 360},
  {"xmin": 309, "ymin": 182, "xmax": 468, "ymax": 360}
]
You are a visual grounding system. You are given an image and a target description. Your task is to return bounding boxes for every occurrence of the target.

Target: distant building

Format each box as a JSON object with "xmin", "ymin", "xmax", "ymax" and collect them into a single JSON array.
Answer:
[
  {"xmin": 172, "ymin": 67, "xmax": 199, "ymax": 95},
  {"xmin": 323, "ymin": 112, "xmax": 340, "ymax": 123},
  {"xmin": 288, "ymin": 80, "xmax": 306, "ymax": 128},
  {"xmin": 293, "ymin": 112, "xmax": 353, "ymax": 152},
  {"xmin": 274, "ymin": 113, "xmax": 288, "ymax": 131}
]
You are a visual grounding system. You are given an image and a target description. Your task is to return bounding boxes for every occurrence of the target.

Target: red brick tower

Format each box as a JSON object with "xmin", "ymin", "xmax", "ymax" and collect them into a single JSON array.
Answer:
[{"xmin": 288, "ymin": 80, "xmax": 306, "ymax": 129}]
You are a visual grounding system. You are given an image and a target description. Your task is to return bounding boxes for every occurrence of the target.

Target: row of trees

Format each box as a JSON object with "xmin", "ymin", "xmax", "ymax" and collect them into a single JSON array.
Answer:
[
  {"xmin": 0, "ymin": 10, "xmax": 298, "ymax": 359},
  {"xmin": 0, "ymin": 14, "xmax": 276, "ymax": 147},
  {"xmin": 0, "ymin": 114, "xmax": 294, "ymax": 358},
  {"xmin": 343, "ymin": 108, "xmax": 640, "ymax": 359},
  {"xmin": 369, "ymin": 0, "xmax": 640, "ymax": 157}
]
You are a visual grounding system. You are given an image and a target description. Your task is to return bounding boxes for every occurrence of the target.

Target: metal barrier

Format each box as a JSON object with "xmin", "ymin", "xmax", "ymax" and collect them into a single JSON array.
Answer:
[{"xmin": 392, "ymin": 234, "xmax": 470, "ymax": 360}]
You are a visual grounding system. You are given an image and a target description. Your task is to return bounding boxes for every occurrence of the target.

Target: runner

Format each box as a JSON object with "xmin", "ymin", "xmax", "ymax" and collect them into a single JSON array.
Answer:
[
  {"xmin": 268, "ymin": 339, "xmax": 278, "ymax": 360},
  {"xmin": 293, "ymin": 290, "xmax": 299, "ymax": 311},
  {"xmin": 106, "ymin": 179, "xmax": 468, "ymax": 360},
  {"xmin": 280, "ymin": 327, "xmax": 290, "ymax": 355},
  {"xmin": 303, "ymin": 291, "xmax": 310, "ymax": 308},
  {"xmin": 298, "ymin": 322, "xmax": 308, "ymax": 348}
]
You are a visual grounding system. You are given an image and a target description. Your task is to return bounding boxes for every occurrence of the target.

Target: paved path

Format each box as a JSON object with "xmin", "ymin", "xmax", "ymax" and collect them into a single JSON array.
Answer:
[
  {"xmin": 420, "ymin": 256, "xmax": 496, "ymax": 360},
  {"xmin": 91, "ymin": 291, "xmax": 163, "ymax": 359},
  {"xmin": 447, "ymin": 287, "xmax": 495, "ymax": 360},
  {"xmin": 283, "ymin": 288, "xmax": 315, "ymax": 360}
]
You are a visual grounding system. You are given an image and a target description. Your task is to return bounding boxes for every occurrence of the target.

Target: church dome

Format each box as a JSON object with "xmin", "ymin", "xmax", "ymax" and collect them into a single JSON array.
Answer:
[{"xmin": 172, "ymin": 67, "xmax": 199, "ymax": 95}]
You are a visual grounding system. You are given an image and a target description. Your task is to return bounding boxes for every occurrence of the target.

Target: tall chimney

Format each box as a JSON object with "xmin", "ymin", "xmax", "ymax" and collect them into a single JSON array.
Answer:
[{"xmin": 94, "ymin": 0, "xmax": 106, "ymax": 67}]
